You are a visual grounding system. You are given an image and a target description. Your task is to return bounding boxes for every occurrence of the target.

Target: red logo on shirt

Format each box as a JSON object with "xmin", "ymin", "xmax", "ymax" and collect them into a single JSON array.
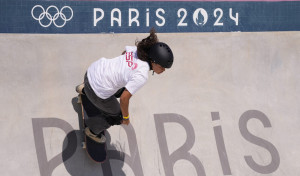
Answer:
[{"xmin": 126, "ymin": 52, "xmax": 138, "ymax": 70}]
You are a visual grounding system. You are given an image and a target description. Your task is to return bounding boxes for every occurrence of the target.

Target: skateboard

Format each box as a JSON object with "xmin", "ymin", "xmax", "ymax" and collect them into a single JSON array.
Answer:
[{"xmin": 78, "ymin": 94, "xmax": 107, "ymax": 163}]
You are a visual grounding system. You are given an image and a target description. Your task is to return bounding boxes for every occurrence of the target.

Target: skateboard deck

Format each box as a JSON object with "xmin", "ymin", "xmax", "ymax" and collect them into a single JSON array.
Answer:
[{"xmin": 79, "ymin": 94, "xmax": 107, "ymax": 163}]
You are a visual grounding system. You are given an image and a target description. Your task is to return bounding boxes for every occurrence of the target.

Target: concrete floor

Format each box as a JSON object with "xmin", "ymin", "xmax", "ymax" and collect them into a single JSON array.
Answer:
[{"xmin": 0, "ymin": 32, "xmax": 299, "ymax": 176}]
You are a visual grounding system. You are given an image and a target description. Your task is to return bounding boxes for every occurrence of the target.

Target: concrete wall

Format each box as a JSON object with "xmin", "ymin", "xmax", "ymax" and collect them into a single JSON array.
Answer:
[{"xmin": 0, "ymin": 32, "xmax": 299, "ymax": 175}]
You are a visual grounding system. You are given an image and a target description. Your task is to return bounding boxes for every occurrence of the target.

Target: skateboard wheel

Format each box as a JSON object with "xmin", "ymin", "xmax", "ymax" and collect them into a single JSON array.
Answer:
[{"xmin": 82, "ymin": 142, "xmax": 86, "ymax": 149}]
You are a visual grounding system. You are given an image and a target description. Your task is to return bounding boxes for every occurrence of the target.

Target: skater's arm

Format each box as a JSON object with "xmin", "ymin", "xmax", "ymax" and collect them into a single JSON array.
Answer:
[{"xmin": 120, "ymin": 89, "xmax": 132, "ymax": 125}]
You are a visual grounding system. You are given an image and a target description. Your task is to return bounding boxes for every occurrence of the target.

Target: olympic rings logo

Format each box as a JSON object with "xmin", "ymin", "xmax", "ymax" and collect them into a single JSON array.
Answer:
[{"xmin": 31, "ymin": 5, "xmax": 73, "ymax": 28}]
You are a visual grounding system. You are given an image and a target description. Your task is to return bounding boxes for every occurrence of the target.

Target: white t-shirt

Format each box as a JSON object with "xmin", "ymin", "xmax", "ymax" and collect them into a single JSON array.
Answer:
[{"xmin": 87, "ymin": 46, "xmax": 150, "ymax": 99}]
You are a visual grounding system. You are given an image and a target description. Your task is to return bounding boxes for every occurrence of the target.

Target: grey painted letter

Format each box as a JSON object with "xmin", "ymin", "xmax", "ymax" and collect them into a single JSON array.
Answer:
[
  {"xmin": 239, "ymin": 110, "xmax": 280, "ymax": 174},
  {"xmin": 32, "ymin": 118, "xmax": 77, "ymax": 176},
  {"xmin": 102, "ymin": 124, "xmax": 144, "ymax": 176},
  {"xmin": 154, "ymin": 113, "xmax": 206, "ymax": 176},
  {"xmin": 211, "ymin": 112, "xmax": 232, "ymax": 175}
]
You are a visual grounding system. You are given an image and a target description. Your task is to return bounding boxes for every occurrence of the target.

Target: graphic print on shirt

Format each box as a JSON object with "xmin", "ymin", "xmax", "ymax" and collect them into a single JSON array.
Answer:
[{"xmin": 126, "ymin": 52, "xmax": 138, "ymax": 70}]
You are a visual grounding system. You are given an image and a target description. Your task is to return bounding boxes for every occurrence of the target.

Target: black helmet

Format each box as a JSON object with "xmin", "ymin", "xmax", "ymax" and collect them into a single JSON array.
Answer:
[{"xmin": 148, "ymin": 42, "xmax": 174, "ymax": 68}]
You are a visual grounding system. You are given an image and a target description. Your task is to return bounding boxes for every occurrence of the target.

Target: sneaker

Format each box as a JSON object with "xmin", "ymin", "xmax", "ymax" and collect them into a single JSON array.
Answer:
[
  {"xmin": 76, "ymin": 83, "xmax": 85, "ymax": 95},
  {"xmin": 84, "ymin": 127, "xmax": 106, "ymax": 143}
]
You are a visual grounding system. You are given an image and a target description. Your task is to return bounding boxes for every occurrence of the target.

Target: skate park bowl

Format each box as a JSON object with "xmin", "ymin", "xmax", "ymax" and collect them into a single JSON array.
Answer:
[{"xmin": 0, "ymin": 0, "xmax": 300, "ymax": 176}]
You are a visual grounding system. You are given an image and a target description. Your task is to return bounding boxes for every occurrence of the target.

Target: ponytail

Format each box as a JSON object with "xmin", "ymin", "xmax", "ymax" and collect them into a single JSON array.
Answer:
[{"xmin": 136, "ymin": 28, "xmax": 159, "ymax": 62}]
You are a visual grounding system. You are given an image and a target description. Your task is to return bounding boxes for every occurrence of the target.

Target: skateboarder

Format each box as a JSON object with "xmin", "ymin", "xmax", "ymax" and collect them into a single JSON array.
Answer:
[{"xmin": 76, "ymin": 28, "xmax": 174, "ymax": 143}]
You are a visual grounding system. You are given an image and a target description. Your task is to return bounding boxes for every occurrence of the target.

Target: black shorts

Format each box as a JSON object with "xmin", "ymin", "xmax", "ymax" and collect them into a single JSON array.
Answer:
[{"xmin": 83, "ymin": 73, "xmax": 123, "ymax": 134}]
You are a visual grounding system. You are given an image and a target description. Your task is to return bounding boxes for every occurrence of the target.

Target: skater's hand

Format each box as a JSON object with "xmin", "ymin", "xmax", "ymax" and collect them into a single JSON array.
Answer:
[{"xmin": 122, "ymin": 119, "xmax": 130, "ymax": 125}]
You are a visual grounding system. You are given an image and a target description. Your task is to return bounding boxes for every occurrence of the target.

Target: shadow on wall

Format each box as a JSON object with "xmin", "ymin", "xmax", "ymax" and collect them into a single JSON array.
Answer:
[
  {"xmin": 32, "ymin": 97, "xmax": 143, "ymax": 176},
  {"xmin": 63, "ymin": 97, "xmax": 126, "ymax": 176}
]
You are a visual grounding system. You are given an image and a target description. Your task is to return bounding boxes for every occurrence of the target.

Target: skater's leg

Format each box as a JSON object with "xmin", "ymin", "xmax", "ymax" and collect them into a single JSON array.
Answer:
[{"xmin": 84, "ymin": 73, "xmax": 123, "ymax": 124}]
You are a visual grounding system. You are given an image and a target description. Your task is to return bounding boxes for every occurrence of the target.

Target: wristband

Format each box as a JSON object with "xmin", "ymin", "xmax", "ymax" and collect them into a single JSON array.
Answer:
[{"xmin": 123, "ymin": 115, "xmax": 129, "ymax": 120}]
